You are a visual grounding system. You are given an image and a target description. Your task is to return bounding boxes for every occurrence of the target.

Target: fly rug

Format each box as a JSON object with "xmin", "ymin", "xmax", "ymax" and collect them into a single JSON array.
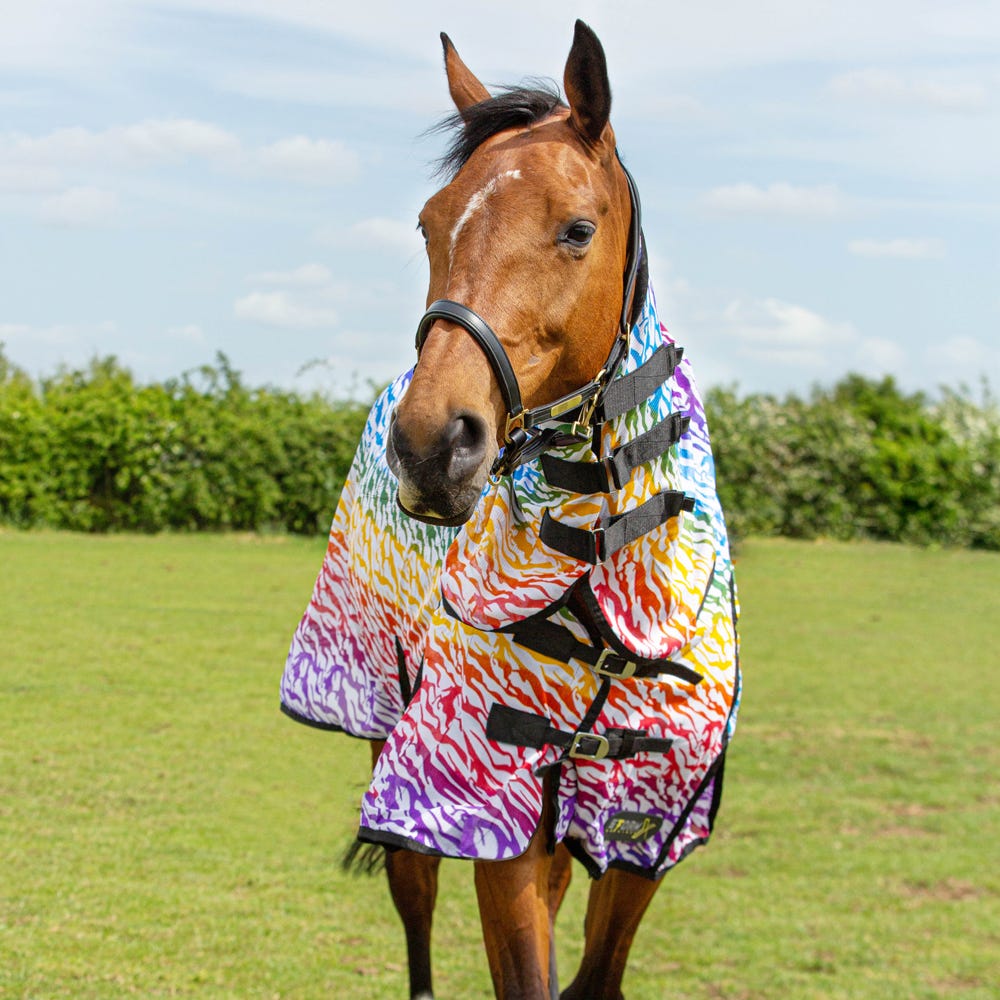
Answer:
[{"xmin": 281, "ymin": 20, "xmax": 740, "ymax": 1000}]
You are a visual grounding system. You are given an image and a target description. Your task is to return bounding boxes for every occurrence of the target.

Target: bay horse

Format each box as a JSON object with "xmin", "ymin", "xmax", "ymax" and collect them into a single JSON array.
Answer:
[{"xmin": 282, "ymin": 20, "xmax": 740, "ymax": 1000}]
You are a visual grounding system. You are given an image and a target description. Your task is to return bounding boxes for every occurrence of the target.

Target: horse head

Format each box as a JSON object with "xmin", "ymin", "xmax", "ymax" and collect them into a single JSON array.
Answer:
[{"xmin": 388, "ymin": 21, "xmax": 640, "ymax": 525}]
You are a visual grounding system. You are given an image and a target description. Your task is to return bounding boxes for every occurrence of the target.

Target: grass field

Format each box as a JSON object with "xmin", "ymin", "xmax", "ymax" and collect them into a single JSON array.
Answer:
[{"xmin": 1, "ymin": 530, "xmax": 997, "ymax": 999}]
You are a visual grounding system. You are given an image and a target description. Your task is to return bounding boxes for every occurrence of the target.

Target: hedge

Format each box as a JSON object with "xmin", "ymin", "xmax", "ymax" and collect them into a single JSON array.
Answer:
[
  {"xmin": 0, "ymin": 350, "xmax": 369, "ymax": 535},
  {"xmin": 705, "ymin": 374, "xmax": 1000, "ymax": 550},
  {"xmin": 1, "ymin": 349, "xmax": 997, "ymax": 548}
]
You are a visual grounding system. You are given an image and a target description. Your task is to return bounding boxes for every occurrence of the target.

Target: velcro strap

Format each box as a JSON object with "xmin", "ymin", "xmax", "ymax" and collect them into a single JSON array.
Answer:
[
  {"xmin": 596, "ymin": 343, "xmax": 683, "ymax": 422},
  {"xmin": 541, "ymin": 412, "xmax": 690, "ymax": 493},
  {"xmin": 505, "ymin": 617, "xmax": 702, "ymax": 685},
  {"xmin": 486, "ymin": 704, "xmax": 674, "ymax": 760},
  {"xmin": 540, "ymin": 490, "xmax": 694, "ymax": 564}
]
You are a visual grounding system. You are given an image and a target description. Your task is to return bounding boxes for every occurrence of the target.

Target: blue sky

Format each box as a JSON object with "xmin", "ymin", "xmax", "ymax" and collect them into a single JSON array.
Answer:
[{"xmin": 2, "ymin": 0, "xmax": 997, "ymax": 398}]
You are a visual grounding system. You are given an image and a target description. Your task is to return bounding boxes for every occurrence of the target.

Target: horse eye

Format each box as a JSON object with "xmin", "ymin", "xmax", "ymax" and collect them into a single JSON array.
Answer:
[
  {"xmin": 417, "ymin": 222, "xmax": 428, "ymax": 244},
  {"xmin": 561, "ymin": 221, "xmax": 596, "ymax": 248}
]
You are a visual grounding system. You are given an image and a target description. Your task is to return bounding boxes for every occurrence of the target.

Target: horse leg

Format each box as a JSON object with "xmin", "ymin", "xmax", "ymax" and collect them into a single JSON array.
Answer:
[
  {"xmin": 542, "ymin": 843, "xmax": 573, "ymax": 999},
  {"xmin": 474, "ymin": 797, "xmax": 558, "ymax": 1000},
  {"xmin": 559, "ymin": 869, "xmax": 661, "ymax": 1000},
  {"xmin": 370, "ymin": 740, "xmax": 440, "ymax": 1000}
]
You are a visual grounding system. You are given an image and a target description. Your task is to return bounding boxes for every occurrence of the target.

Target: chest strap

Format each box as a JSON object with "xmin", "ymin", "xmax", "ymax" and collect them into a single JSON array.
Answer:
[
  {"xmin": 541, "ymin": 412, "xmax": 690, "ymax": 494},
  {"xmin": 503, "ymin": 616, "xmax": 702, "ymax": 685},
  {"xmin": 595, "ymin": 342, "xmax": 684, "ymax": 423},
  {"xmin": 540, "ymin": 490, "xmax": 694, "ymax": 564},
  {"xmin": 486, "ymin": 703, "xmax": 674, "ymax": 762}
]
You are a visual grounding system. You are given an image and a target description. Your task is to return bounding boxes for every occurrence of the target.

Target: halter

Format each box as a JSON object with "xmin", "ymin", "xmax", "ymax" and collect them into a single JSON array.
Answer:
[{"xmin": 414, "ymin": 156, "xmax": 645, "ymax": 479}]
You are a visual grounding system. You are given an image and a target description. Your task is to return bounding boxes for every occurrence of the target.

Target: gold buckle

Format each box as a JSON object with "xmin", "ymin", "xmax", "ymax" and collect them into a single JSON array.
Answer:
[
  {"xmin": 594, "ymin": 649, "xmax": 637, "ymax": 679},
  {"xmin": 568, "ymin": 732, "xmax": 610, "ymax": 761}
]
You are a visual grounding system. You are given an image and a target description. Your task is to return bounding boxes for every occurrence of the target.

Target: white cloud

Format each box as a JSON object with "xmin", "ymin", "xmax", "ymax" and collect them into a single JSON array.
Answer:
[
  {"xmin": 1, "ymin": 119, "xmax": 360, "ymax": 192},
  {"xmin": 848, "ymin": 238, "xmax": 946, "ymax": 259},
  {"xmin": 255, "ymin": 136, "xmax": 359, "ymax": 184},
  {"xmin": 248, "ymin": 263, "xmax": 334, "ymax": 287},
  {"xmin": 234, "ymin": 291, "xmax": 338, "ymax": 329},
  {"xmin": 829, "ymin": 68, "xmax": 989, "ymax": 112},
  {"xmin": 38, "ymin": 186, "xmax": 119, "ymax": 227},
  {"xmin": 115, "ymin": 119, "xmax": 242, "ymax": 163},
  {"xmin": 703, "ymin": 182, "xmax": 845, "ymax": 219},
  {"xmin": 135, "ymin": 0, "xmax": 1000, "ymax": 78},
  {"xmin": 722, "ymin": 297, "xmax": 857, "ymax": 367},
  {"xmin": 5, "ymin": 119, "xmax": 241, "ymax": 169}
]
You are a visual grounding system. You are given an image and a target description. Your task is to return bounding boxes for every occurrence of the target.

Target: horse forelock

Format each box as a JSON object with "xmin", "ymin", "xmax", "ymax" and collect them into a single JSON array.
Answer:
[{"xmin": 431, "ymin": 81, "xmax": 566, "ymax": 180}]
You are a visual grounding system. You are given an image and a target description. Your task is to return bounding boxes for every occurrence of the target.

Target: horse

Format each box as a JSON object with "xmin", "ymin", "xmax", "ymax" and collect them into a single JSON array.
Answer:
[{"xmin": 281, "ymin": 21, "xmax": 740, "ymax": 1000}]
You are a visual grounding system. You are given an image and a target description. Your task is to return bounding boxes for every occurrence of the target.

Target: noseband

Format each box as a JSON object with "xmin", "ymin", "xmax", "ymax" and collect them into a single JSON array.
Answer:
[{"xmin": 414, "ymin": 157, "xmax": 644, "ymax": 478}]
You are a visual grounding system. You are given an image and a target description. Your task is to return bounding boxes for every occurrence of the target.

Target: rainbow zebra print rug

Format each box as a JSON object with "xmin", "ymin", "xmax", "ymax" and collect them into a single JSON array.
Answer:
[{"xmin": 281, "ymin": 283, "xmax": 741, "ymax": 878}]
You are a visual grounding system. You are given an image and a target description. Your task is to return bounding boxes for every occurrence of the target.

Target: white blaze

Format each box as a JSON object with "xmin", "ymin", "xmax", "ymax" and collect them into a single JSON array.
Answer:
[{"xmin": 449, "ymin": 169, "xmax": 522, "ymax": 267}]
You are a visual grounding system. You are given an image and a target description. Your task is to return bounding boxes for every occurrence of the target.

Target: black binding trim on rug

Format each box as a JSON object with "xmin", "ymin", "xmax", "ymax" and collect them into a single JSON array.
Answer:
[
  {"xmin": 279, "ymin": 701, "xmax": 380, "ymax": 742},
  {"xmin": 651, "ymin": 749, "xmax": 727, "ymax": 874},
  {"xmin": 357, "ymin": 826, "xmax": 449, "ymax": 858}
]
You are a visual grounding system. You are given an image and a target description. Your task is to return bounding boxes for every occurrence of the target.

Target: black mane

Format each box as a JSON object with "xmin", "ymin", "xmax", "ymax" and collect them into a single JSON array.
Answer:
[{"xmin": 431, "ymin": 81, "xmax": 566, "ymax": 179}]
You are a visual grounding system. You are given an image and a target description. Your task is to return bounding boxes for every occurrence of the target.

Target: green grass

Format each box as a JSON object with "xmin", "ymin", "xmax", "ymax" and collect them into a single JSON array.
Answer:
[{"xmin": 1, "ymin": 531, "xmax": 997, "ymax": 998}]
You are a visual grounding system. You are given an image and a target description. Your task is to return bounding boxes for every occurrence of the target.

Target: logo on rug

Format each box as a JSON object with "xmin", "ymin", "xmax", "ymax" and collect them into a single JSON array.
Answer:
[{"xmin": 604, "ymin": 811, "xmax": 664, "ymax": 843}]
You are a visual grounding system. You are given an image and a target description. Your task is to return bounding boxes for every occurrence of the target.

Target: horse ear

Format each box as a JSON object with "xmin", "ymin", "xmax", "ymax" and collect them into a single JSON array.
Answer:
[
  {"xmin": 441, "ymin": 32, "xmax": 490, "ymax": 113},
  {"xmin": 564, "ymin": 20, "xmax": 612, "ymax": 147}
]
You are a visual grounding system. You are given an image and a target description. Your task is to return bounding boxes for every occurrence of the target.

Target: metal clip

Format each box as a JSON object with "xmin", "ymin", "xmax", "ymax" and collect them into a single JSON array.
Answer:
[
  {"xmin": 568, "ymin": 372, "xmax": 606, "ymax": 439},
  {"xmin": 568, "ymin": 732, "xmax": 611, "ymax": 761},
  {"xmin": 505, "ymin": 410, "xmax": 526, "ymax": 437}
]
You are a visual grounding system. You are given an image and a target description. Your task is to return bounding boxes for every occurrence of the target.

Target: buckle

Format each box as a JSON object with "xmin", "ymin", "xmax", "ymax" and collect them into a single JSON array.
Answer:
[
  {"xmin": 594, "ymin": 648, "xmax": 637, "ymax": 679},
  {"xmin": 505, "ymin": 410, "xmax": 526, "ymax": 436},
  {"xmin": 568, "ymin": 732, "xmax": 610, "ymax": 761}
]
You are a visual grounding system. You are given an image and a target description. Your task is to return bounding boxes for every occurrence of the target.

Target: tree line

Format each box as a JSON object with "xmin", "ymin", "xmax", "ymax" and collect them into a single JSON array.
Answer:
[{"xmin": 1, "ymin": 350, "xmax": 997, "ymax": 549}]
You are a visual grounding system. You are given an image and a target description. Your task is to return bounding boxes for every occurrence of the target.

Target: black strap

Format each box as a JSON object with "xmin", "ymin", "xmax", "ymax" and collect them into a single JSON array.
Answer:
[
  {"xmin": 595, "ymin": 343, "xmax": 684, "ymax": 423},
  {"xmin": 504, "ymin": 617, "xmax": 703, "ymax": 685},
  {"xmin": 540, "ymin": 490, "xmax": 694, "ymax": 564},
  {"xmin": 415, "ymin": 300, "xmax": 523, "ymax": 420},
  {"xmin": 541, "ymin": 412, "xmax": 690, "ymax": 493},
  {"xmin": 486, "ymin": 703, "xmax": 674, "ymax": 761},
  {"xmin": 394, "ymin": 636, "xmax": 423, "ymax": 708}
]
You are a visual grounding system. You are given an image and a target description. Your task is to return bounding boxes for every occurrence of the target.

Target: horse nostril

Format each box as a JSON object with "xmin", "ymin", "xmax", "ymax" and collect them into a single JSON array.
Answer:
[{"xmin": 444, "ymin": 413, "xmax": 488, "ymax": 480}]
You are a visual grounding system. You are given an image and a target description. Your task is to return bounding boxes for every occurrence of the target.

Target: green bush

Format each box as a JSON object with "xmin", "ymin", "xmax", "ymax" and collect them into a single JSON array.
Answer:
[
  {"xmin": 0, "ymin": 349, "xmax": 370, "ymax": 535},
  {"xmin": 706, "ymin": 375, "xmax": 1000, "ymax": 550},
  {"xmin": 2, "ymin": 346, "xmax": 997, "ymax": 548}
]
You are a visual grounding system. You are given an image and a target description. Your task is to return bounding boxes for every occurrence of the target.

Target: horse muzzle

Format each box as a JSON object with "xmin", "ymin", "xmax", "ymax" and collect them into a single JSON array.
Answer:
[{"xmin": 387, "ymin": 409, "xmax": 494, "ymax": 526}]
